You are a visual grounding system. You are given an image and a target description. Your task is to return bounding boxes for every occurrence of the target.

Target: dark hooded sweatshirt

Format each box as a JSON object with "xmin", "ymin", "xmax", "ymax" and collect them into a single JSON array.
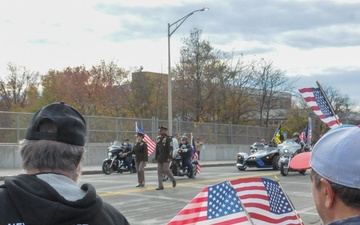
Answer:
[{"xmin": 0, "ymin": 174, "xmax": 129, "ymax": 225}]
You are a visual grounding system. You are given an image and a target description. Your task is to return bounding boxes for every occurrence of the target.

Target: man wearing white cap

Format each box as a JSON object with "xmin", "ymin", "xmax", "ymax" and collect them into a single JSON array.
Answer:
[{"xmin": 291, "ymin": 125, "xmax": 360, "ymax": 225}]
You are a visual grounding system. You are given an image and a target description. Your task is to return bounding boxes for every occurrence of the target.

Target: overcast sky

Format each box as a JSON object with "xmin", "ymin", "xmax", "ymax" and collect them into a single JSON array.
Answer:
[{"xmin": 1, "ymin": 0, "xmax": 359, "ymax": 108}]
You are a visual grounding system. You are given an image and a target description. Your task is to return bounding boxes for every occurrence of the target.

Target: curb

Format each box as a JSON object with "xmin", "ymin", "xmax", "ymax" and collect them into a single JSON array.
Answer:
[{"xmin": 1, "ymin": 162, "xmax": 235, "ymax": 181}]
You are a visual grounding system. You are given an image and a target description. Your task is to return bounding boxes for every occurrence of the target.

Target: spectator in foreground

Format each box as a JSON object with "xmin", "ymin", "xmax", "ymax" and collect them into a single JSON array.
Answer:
[
  {"xmin": 291, "ymin": 124, "xmax": 360, "ymax": 225},
  {"xmin": 0, "ymin": 102, "xmax": 129, "ymax": 225}
]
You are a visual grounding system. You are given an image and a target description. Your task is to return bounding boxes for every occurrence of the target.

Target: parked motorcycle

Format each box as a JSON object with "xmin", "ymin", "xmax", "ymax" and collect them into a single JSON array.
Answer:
[
  {"xmin": 102, "ymin": 141, "xmax": 137, "ymax": 175},
  {"xmin": 170, "ymin": 146, "xmax": 198, "ymax": 178},
  {"xmin": 278, "ymin": 139, "xmax": 306, "ymax": 176}
]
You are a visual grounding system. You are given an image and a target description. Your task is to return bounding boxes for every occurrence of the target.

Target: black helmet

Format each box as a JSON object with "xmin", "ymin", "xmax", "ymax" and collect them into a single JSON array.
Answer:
[
  {"xmin": 293, "ymin": 132, "xmax": 300, "ymax": 138},
  {"xmin": 181, "ymin": 136, "xmax": 188, "ymax": 141}
]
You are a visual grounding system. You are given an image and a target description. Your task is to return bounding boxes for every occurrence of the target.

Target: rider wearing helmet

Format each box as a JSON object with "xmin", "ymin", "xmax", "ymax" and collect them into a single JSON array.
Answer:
[
  {"xmin": 293, "ymin": 132, "xmax": 305, "ymax": 154},
  {"xmin": 179, "ymin": 136, "xmax": 194, "ymax": 178}
]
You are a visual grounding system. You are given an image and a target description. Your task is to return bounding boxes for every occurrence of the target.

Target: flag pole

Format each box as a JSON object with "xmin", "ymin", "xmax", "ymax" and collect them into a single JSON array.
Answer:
[
  {"xmin": 274, "ymin": 176, "xmax": 303, "ymax": 224},
  {"xmin": 271, "ymin": 120, "xmax": 283, "ymax": 144},
  {"xmin": 316, "ymin": 81, "xmax": 340, "ymax": 125}
]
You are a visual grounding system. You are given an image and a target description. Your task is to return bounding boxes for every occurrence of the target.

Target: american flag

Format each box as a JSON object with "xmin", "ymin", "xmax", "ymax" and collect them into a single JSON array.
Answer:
[
  {"xmin": 299, "ymin": 87, "xmax": 341, "ymax": 128},
  {"xmin": 136, "ymin": 123, "xmax": 156, "ymax": 156},
  {"xmin": 191, "ymin": 133, "xmax": 201, "ymax": 174},
  {"xmin": 168, "ymin": 181, "xmax": 252, "ymax": 225},
  {"xmin": 230, "ymin": 177, "xmax": 303, "ymax": 225},
  {"xmin": 299, "ymin": 125, "xmax": 308, "ymax": 142}
]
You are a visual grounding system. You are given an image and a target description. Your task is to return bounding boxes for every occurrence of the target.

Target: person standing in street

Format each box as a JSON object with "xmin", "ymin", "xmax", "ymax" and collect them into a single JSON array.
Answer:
[
  {"xmin": 124, "ymin": 132, "xmax": 148, "ymax": 187},
  {"xmin": 154, "ymin": 125, "xmax": 176, "ymax": 190},
  {"xmin": 0, "ymin": 102, "xmax": 129, "ymax": 225},
  {"xmin": 194, "ymin": 137, "xmax": 204, "ymax": 160}
]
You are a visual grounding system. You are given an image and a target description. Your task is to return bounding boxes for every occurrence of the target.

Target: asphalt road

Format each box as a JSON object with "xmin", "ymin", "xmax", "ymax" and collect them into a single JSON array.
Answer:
[
  {"xmin": 79, "ymin": 166, "xmax": 322, "ymax": 225},
  {"xmin": 0, "ymin": 165, "xmax": 321, "ymax": 224}
]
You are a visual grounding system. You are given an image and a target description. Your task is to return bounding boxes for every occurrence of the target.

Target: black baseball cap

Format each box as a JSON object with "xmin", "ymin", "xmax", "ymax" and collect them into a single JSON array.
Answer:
[{"xmin": 25, "ymin": 102, "xmax": 87, "ymax": 146}]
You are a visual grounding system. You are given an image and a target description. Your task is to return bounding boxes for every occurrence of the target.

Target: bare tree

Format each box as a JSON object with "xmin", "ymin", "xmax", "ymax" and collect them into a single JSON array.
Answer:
[
  {"xmin": 253, "ymin": 60, "xmax": 294, "ymax": 127},
  {"xmin": 0, "ymin": 63, "xmax": 39, "ymax": 111},
  {"xmin": 172, "ymin": 28, "xmax": 222, "ymax": 122}
]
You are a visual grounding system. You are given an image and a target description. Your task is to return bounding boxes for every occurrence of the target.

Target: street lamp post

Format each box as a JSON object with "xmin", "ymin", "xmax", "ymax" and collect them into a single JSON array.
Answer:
[{"xmin": 167, "ymin": 7, "xmax": 208, "ymax": 135}]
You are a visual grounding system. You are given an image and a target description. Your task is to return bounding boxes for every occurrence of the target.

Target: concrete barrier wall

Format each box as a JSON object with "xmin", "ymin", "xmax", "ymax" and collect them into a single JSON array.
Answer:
[{"xmin": 0, "ymin": 143, "xmax": 251, "ymax": 169}]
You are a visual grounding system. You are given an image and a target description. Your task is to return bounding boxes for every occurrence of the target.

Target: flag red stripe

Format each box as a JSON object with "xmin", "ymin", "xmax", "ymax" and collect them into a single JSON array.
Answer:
[
  {"xmin": 298, "ymin": 87, "xmax": 313, "ymax": 93},
  {"xmin": 243, "ymin": 202, "xmax": 270, "ymax": 211},
  {"xmin": 249, "ymin": 212, "xmax": 302, "ymax": 224},
  {"xmin": 239, "ymin": 194, "xmax": 269, "ymax": 201},
  {"xmin": 304, "ymin": 96, "xmax": 316, "ymax": 102}
]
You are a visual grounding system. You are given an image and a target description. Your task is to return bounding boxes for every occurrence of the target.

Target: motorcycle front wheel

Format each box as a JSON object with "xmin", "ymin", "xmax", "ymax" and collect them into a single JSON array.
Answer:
[
  {"xmin": 102, "ymin": 161, "xmax": 114, "ymax": 175},
  {"xmin": 280, "ymin": 163, "xmax": 289, "ymax": 176}
]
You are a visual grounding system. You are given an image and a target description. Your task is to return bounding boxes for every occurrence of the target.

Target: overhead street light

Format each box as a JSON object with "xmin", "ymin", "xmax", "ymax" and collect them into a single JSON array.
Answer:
[{"xmin": 167, "ymin": 7, "xmax": 209, "ymax": 135}]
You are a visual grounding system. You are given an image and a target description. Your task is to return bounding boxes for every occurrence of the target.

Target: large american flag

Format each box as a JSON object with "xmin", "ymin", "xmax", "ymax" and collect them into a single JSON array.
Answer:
[
  {"xmin": 168, "ymin": 181, "xmax": 252, "ymax": 225},
  {"xmin": 136, "ymin": 123, "xmax": 156, "ymax": 156},
  {"xmin": 230, "ymin": 177, "xmax": 303, "ymax": 225},
  {"xmin": 299, "ymin": 87, "xmax": 341, "ymax": 128},
  {"xmin": 191, "ymin": 133, "xmax": 201, "ymax": 174}
]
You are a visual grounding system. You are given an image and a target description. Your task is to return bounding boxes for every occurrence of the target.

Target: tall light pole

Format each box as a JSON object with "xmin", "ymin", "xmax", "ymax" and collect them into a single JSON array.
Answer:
[{"xmin": 167, "ymin": 7, "xmax": 208, "ymax": 135}]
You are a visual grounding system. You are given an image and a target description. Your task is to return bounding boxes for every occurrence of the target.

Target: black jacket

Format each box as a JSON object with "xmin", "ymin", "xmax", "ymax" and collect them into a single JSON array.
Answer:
[
  {"xmin": 155, "ymin": 135, "xmax": 173, "ymax": 163},
  {"xmin": 129, "ymin": 140, "xmax": 148, "ymax": 162},
  {"xmin": 179, "ymin": 142, "xmax": 193, "ymax": 159},
  {"xmin": 0, "ymin": 174, "xmax": 129, "ymax": 225}
]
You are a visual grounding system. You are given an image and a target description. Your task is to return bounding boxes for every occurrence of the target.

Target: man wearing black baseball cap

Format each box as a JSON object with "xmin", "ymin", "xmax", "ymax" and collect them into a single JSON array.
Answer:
[{"xmin": 0, "ymin": 102, "xmax": 129, "ymax": 225}]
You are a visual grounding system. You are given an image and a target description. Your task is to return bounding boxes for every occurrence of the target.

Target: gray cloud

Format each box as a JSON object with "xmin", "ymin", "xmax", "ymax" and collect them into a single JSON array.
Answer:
[
  {"xmin": 295, "ymin": 68, "xmax": 360, "ymax": 105},
  {"xmin": 95, "ymin": 0, "xmax": 360, "ymax": 50}
]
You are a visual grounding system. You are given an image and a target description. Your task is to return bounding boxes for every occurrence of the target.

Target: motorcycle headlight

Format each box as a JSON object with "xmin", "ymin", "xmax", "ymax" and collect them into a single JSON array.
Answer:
[
  {"xmin": 178, "ymin": 149, "xmax": 182, "ymax": 154},
  {"xmin": 284, "ymin": 149, "xmax": 289, "ymax": 154},
  {"xmin": 238, "ymin": 155, "xmax": 243, "ymax": 160},
  {"xmin": 108, "ymin": 152, "xmax": 112, "ymax": 157}
]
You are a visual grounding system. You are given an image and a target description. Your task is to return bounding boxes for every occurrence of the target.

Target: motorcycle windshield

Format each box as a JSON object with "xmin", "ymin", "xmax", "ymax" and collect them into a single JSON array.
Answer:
[
  {"xmin": 278, "ymin": 139, "xmax": 301, "ymax": 154},
  {"xmin": 112, "ymin": 141, "xmax": 122, "ymax": 147}
]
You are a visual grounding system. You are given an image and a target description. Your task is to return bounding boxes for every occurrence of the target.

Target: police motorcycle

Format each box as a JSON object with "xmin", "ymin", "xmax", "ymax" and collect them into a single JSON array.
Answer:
[
  {"xmin": 102, "ymin": 141, "xmax": 136, "ymax": 175},
  {"xmin": 278, "ymin": 139, "xmax": 307, "ymax": 176},
  {"xmin": 170, "ymin": 144, "xmax": 198, "ymax": 178}
]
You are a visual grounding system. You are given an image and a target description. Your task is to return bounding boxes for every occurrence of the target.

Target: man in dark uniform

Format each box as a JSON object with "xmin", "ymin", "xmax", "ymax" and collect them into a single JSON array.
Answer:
[
  {"xmin": 293, "ymin": 132, "xmax": 305, "ymax": 154},
  {"xmin": 124, "ymin": 132, "xmax": 148, "ymax": 187},
  {"xmin": 155, "ymin": 125, "xmax": 176, "ymax": 190},
  {"xmin": 123, "ymin": 138, "xmax": 133, "ymax": 173},
  {"xmin": 179, "ymin": 136, "xmax": 194, "ymax": 178}
]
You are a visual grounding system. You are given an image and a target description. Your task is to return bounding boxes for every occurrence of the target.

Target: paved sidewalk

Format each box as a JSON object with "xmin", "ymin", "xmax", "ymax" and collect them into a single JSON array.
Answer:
[{"xmin": 0, "ymin": 160, "xmax": 234, "ymax": 181}]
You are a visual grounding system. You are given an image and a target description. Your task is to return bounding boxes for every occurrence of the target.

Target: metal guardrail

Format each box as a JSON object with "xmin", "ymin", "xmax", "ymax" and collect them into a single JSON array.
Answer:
[{"xmin": 0, "ymin": 112, "xmax": 275, "ymax": 145}]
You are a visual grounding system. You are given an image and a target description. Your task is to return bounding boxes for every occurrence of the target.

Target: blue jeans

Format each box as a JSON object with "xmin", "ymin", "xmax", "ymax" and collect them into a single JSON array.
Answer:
[{"xmin": 182, "ymin": 157, "xmax": 193, "ymax": 176}]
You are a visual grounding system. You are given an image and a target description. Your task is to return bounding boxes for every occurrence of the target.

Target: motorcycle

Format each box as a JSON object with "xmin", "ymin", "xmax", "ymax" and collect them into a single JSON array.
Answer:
[
  {"xmin": 170, "ymin": 146, "xmax": 198, "ymax": 178},
  {"xmin": 278, "ymin": 139, "xmax": 307, "ymax": 176},
  {"xmin": 102, "ymin": 141, "xmax": 137, "ymax": 175}
]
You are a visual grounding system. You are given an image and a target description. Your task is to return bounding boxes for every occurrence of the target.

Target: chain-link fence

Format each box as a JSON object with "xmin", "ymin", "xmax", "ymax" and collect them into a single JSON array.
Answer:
[{"xmin": 0, "ymin": 111, "xmax": 276, "ymax": 145}]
